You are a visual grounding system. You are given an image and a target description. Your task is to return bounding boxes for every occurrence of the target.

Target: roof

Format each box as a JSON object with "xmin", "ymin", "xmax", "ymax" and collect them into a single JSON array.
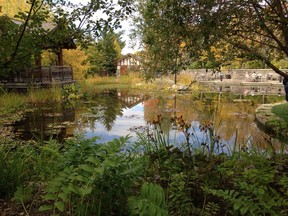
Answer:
[
  {"xmin": 117, "ymin": 53, "xmax": 142, "ymax": 63},
  {"xmin": 10, "ymin": 18, "xmax": 56, "ymax": 30},
  {"xmin": 4, "ymin": 16, "xmax": 76, "ymax": 50},
  {"xmin": 10, "ymin": 18, "xmax": 23, "ymax": 26}
]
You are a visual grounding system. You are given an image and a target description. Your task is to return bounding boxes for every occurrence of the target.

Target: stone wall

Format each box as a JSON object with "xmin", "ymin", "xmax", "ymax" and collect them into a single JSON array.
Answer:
[{"xmin": 181, "ymin": 69, "xmax": 288, "ymax": 82}]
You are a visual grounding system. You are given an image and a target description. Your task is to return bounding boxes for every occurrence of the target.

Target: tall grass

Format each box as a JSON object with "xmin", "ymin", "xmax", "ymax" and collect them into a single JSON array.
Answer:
[
  {"xmin": 0, "ymin": 93, "xmax": 27, "ymax": 115},
  {"xmin": 27, "ymin": 87, "xmax": 62, "ymax": 104},
  {"xmin": 0, "ymin": 86, "xmax": 63, "ymax": 118},
  {"xmin": 78, "ymin": 74, "xmax": 145, "ymax": 94}
]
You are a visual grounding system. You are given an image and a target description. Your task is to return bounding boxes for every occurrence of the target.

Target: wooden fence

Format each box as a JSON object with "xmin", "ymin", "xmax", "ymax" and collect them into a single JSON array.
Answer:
[{"xmin": 13, "ymin": 66, "xmax": 74, "ymax": 83}]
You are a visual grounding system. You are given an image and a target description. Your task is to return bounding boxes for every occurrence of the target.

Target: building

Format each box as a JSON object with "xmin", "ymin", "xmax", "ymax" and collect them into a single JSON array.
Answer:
[
  {"xmin": 0, "ymin": 4, "xmax": 76, "ymax": 89},
  {"xmin": 116, "ymin": 53, "xmax": 142, "ymax": 77}
]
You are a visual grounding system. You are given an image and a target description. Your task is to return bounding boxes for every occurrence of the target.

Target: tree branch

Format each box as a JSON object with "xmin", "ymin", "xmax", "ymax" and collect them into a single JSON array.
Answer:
[
  {"xmin": 227, "ymin": 37, "xmax": 288, "ymax": 78},
  {"xmin": 11, "ymin": 0, "xmax": 37, "ymax": 62}
]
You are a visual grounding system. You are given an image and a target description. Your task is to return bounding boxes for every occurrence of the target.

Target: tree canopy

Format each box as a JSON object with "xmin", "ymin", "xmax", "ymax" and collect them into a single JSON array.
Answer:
[
  {"xmin": 0, "ymin": 0, "xmax": 133, "ymax": 79},
  {"xmin": 134, "ymin": 0, "xmax": 288, "ymax": 78},
  {"xmin": 86, "ymin": 29, "xmax": 125, "ymax": 76}
]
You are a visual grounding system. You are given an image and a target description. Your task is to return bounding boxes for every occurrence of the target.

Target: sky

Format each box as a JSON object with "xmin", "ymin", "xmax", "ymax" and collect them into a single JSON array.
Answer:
[
  {"xmin": 70, "ymin": 0, "xmax": 139, "ymax": 54},
  {"xmin": 119, "ymin": 18, "xmax": 137, "ymax": 54}
]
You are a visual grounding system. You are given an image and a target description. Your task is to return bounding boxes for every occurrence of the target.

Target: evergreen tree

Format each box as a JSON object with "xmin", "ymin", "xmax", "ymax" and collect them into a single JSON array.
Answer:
[{"xmin": 87, "ymin": 30, "xmax": 125, "ymax": 76}]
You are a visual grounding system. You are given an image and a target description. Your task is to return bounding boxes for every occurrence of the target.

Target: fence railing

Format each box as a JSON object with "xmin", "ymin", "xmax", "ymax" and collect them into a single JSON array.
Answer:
[{"xmin": 13, "ymin": 66, "xmax": 73, "ymax": 83}]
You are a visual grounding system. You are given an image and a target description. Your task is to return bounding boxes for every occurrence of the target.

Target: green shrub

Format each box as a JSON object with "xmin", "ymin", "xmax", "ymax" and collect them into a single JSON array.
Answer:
[
  {"xmin": 40, "ymin": 135, "xmax": 145, "ymax": 216},
  {"xmin": 128, "ymin": 183, "xmax": 168, "ymax": 216}
]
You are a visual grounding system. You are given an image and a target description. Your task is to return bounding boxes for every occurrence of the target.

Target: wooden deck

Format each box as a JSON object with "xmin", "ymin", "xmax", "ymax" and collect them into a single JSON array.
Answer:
[{"xmin": 2, "ymin": 66, "xmax": 75, "ymax": 90}]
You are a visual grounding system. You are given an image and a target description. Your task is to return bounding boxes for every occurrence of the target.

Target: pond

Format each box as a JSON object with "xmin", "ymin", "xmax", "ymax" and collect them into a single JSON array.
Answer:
[{"xmin": 12, "ymin": 86, "xmax": 286, "ymax": 151}]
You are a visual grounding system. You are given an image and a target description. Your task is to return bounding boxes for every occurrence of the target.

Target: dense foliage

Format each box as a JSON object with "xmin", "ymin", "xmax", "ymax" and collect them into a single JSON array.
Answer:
[
  {"xmin": 0, "ymin": 0, "xmax": 133, "ymax": 79},
  {"xmin": 86, "ymin": 30, "xmax": 125, "ymax": 76},
  {"xmin": 133, "ymin": 0, "xmax": 288, "ymax": 79}
]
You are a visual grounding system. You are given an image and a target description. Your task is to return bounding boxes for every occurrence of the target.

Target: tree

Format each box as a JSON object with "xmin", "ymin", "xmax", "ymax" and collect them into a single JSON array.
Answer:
[
  {"xmin": 0, "ymin": 16, "xmax": 28, "ymax": 79},
  {"xmin": 196, "ymin": 0, "xmax": 288, "ymax": 78},
  {"xmin": 134, "ymin": 0, "xmax": 288, "ymax": 79},
  {"xmin": 0, "ymin": 0, "xmax": 133, "ymax": 79},
  {"xmin": 63, "ymin": 46, "xmax": 90, "ymax": 80},
  {"xmin": 132, "ymin": 0, "xmax": 190, "ymax": 80},
  {"xmin": 86, "ymin": 29, "xmax": 125, "ymax": 76}
]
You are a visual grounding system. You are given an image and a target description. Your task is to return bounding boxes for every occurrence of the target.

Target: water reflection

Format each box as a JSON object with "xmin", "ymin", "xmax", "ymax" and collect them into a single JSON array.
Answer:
[
  {"xmin": 71, "ymin": 90, "xmax": 148, "ymax": 142},
  {"xmin": 138, "ymin": 93, "xmax": 273, "ymax": 150},
  {"xmin": 68, "ymin": 89, "xmax": 284, "ymax": 150},
  {"xmin": 13, "ymin": 104, "xmax": 75, "ymax": 141},
  {"xmin": 12, "ymin": 88, "xmax": 285, "ymax": 150}
]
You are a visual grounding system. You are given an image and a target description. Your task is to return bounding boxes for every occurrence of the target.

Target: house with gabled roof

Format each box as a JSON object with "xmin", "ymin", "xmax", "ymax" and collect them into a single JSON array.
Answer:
[{"xmin": 116, "ymin": 53, "xmax": 142, "ymax": 77}]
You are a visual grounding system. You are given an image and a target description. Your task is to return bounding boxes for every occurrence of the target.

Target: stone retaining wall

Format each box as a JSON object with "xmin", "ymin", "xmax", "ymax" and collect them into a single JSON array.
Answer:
[{"xmin": 181, "ymin": 69, "xmax": 288, "ymax": 82}]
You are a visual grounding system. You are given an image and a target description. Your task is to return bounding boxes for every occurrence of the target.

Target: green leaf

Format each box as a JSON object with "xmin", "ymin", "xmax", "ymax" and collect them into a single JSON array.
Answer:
[
  {"xmin": 149, "ymin": 205, "xmax": 157, "ymax": 216},
  {"xmin": 55, "ymin": 201, "xmax": 65, "ymax": 212},
  {"xmin": 103, "ymin": 159, "xmax": 116, "ymax": 167},
  {"xmin": 78, "ymin": 186, "xmax": 93, "ymax": 197},
  {"xmin": 38, "ymin": 205, "xmax": 53, "ymax": 212},
  {"xmin": 74, "ymin": 174, "xmax": 88, "ymax": 182},
  {"xmin": 79, "ymin": 164, "xmax": 95, "ymax": 173},
  {"xmin": 240, "ymin": 206, "xmax": 248, "ymax": 215},
  {"xmin": 43, "ymin": 193, "xmax": 57, "ymax": 201},
  {"xmin": 233, "ymin": 200, "xmax": 242, "ymax": 211},
  {"xmin": 86, "ymin": 157, "xmax": 100, "ymax": 165},
  {"xmin": 58, "ymin": 192, "xmax": 69, "ymax": 202}
]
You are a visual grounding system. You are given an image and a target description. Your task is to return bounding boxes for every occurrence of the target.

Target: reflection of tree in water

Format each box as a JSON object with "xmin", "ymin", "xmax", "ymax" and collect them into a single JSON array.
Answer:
[
  {"xmin": 197, "ymin": 93, "xmax": 280, "ymax": 149},
  {"xmin": 143, "ymin": 93, "xmax": 283, "ymax": 149},
  {"xmin": 87, "ymin": 90, "xmax": 125, "ymax": 131}
]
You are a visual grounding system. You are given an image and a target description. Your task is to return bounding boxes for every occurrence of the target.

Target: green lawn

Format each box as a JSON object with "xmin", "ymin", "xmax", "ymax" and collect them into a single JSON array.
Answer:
[{"xmin": 271, "ymin": 102, "xmax": 288, "ymax": 122}]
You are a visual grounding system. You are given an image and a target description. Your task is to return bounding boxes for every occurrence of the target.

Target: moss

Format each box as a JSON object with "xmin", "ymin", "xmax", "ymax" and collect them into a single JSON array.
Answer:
[{"xmin": 271, "ymin": 103, "xmax": 288, "ymax": 122}]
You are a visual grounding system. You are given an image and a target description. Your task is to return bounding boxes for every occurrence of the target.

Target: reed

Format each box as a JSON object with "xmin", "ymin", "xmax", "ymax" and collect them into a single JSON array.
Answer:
[
  {"xmin": 0, "ymin": 93, "xmax": 27, "ymax": 114},
  {"xmin": 27, "ymin": 87, "xmax": 62, "ymax": 104}
]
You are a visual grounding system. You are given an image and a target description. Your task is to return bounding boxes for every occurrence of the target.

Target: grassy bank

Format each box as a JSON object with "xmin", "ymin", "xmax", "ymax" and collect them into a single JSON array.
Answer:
[
  {"xmin": 0, "ymin": 87, "xmax": 63, "ymax": 123},
  {"xmin": 272, "ymin": 102, "xmax": 288, "ymax": 122}
]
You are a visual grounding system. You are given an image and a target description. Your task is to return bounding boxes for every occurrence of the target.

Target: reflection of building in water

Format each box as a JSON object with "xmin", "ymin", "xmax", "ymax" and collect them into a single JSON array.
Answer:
[
  {"xmin": 143, "ymin": 99, "xmax": 160, "ymax": 122},
  {"xmin": 117, "ymin": 91, "xmax": 147, "ymax": 108}
]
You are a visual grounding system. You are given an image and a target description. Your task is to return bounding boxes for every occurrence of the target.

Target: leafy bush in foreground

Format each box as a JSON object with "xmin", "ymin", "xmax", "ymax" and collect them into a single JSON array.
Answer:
[{"xmin": 1, "ymin": 133, "xmax": 288, "ymax": 215}]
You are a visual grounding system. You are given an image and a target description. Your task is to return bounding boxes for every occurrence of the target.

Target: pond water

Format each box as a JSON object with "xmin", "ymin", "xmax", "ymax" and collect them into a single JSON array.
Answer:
[{"xmin": 12, "ymin": 87, "xmax": 286, "ymax": 151}]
